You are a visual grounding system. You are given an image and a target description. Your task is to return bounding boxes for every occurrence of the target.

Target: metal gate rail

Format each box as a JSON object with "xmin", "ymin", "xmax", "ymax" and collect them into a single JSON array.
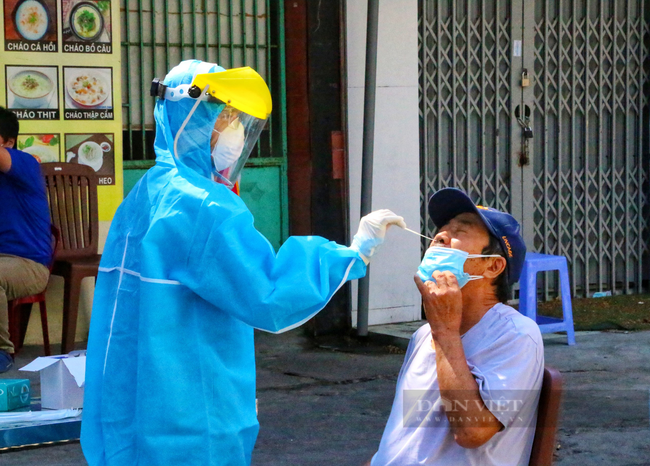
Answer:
[
  {"xmin": 419, "ymin": 0, "xmax": 513, "ymax": 239},
  {"xmin": 530, "ymin": 0, "xmax": 649, "ymax": 297},
  {"xmin": 419, "ymin": 0, "xmax": 650, "ymax": 298}
]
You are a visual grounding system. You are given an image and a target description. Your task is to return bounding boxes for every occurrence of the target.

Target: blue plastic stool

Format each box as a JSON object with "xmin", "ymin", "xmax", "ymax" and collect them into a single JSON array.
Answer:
[{"xmin": 518, "ymin": 253, "xmax": 576, "ymax": 345}]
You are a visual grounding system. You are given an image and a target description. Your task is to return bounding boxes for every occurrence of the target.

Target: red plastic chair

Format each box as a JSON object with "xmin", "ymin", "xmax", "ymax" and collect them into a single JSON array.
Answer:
[{"xmin": 7, "ymin": 226, "xmax": 59, "ymax": 356}]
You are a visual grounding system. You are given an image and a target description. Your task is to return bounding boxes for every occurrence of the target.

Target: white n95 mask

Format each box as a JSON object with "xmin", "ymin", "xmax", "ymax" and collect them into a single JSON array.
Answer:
[{"xmin": 212, "ymin": 118, "xmax": 245, "ymax": 171}]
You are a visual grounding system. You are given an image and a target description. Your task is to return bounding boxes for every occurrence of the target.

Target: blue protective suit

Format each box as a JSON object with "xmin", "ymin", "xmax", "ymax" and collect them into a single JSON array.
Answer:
[{"xmin": 81, "ymin": 60, "xmax": 366, "ymax": 466}]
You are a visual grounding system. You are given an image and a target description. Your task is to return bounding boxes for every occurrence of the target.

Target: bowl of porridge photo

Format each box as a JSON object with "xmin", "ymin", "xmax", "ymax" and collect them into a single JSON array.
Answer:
[
  {"xmin": 77, "ymin": 141, "xmax": 103, "ymax": 171},
  {"xmin": 70, "ymin": 2, "xmax": 104, "ymax": 42},
  {"xmin": 66, "ymin": 71, "xmax": 109, "ymax": 108},
  {"xmin": 9, "ymin": 69, "xmax": 55, "ymax": 108},
  {"xmin": 13, "ymin": 0, "xmax": 50, "ymax": 41}
]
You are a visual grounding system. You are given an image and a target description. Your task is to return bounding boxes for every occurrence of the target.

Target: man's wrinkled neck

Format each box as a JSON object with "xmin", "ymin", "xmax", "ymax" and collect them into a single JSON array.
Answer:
[{"xmin": 459, "ymin": 281, "xmax": 500, "ymax": 335}]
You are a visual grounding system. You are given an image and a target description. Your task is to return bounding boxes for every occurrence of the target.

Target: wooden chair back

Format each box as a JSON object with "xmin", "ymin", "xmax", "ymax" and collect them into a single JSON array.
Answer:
[
  {"xmin": 48, "ymin": 225, "xmax": 60, "ymax": 271},
  {"xmin": 41, "ymin": 163, "xmax": 99, "ymax": 260},
  {"xmin": 529, "ymin": 366, "xmax": 563, "ymax": 466}
]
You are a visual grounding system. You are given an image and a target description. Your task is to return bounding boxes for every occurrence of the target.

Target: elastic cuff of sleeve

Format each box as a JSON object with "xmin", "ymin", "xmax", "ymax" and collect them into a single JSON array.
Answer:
[{"xmin": 349, "ymin": 243, "xmax": 370, "ymax": 265}]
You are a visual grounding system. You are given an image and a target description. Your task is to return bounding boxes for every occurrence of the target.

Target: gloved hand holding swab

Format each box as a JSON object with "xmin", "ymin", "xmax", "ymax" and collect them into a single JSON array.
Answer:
[{"xmin": 350, "ymin": 209, "xmax": 406, "ymax": 263}]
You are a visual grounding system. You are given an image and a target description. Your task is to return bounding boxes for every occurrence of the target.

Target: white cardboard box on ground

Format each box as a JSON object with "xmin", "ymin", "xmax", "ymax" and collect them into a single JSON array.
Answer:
[{"xmin": 20, "ymin": 355, "xmax": 86, "ymax": 410}]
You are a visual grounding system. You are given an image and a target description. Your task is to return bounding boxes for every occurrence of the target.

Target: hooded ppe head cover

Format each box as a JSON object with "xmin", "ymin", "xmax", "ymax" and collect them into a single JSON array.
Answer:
[
  {"xmin": 80, "ymin": 59, "xmax": 367, "ymax": 466},
  {"xmin": 156, "ymin": 60, "xmax": 225, "ymax": 178}
]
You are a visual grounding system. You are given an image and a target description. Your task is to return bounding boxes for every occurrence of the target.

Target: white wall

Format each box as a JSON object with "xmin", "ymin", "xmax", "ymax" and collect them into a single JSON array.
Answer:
[{"xmin": 346, "ymin": 0, "xmax": 422, "ymax": 325}]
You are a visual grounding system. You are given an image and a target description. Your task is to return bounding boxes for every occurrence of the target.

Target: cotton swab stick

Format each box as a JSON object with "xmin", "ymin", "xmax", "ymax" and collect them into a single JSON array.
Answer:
[{"xmin": 402, "ymin": 227, "xmax": 436, "ymax": 242}]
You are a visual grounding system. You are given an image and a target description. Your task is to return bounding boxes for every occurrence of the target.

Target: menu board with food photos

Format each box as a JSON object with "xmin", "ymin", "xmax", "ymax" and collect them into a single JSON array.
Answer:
[
  {"xmin": 65, "ymin": 133, "xmax": 115, "ymax": 185},
  {"xmin": 17, "ymin": 133, "xmax": 60, "ymax": 162},
  {"xmin": 4, "ymin": 0, "xmax": 57, "ymax": 52},
  {"xmin": 62, "ymin": 0, "xmax": 111, "ymax": 53},
  {"xmin": 5, "ymin": 64, "xmax": 59, "ymax": 119},
  {"xmin": 0, "ymin": 0, "xmax": 123, "ymax": 219},
  {"xmin": 63, "ymin": 66, "xmax": 113, "ymax": 119}
]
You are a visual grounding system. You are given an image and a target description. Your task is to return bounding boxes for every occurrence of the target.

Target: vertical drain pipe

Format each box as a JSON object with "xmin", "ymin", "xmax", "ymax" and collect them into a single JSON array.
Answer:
[{"xmin": 357, "ymin": 0, "xmax": 380, "ymax": 337}]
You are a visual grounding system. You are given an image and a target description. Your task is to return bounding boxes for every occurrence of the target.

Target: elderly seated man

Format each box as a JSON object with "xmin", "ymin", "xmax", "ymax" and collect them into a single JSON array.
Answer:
[{"xmin": 369, "ymin": 188, "xmax": 544, "ymax": 466}]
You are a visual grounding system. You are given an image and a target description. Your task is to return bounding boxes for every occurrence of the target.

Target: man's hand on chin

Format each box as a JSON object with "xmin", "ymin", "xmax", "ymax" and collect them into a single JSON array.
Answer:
[
  {"xmin": 414, "ymin": 270, "xmax": 463, "ymax": 340},
  {"xmin": 414, "ymin": 270, "xmax": 502, "ymax": 449}
]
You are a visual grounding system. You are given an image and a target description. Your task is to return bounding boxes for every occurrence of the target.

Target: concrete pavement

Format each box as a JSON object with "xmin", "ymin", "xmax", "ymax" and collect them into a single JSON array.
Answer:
[{"xmin": 1, "ymin": 327, "xmax": 649, "ymax": 465}]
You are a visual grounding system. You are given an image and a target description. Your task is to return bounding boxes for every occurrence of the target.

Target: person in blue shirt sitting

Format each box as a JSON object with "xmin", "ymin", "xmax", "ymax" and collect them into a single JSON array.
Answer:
[{"xmin": 0, "ymin": 106, "xmax": 52, "ymax": 372}]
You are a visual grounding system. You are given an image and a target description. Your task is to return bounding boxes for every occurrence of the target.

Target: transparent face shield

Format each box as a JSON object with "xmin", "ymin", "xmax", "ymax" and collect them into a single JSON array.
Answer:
[
  {"xmin": 151, "ymin": 66, "xmax": 272, "ymax": 189},
  {"xmin": 209, "ymin": 105, "xmax": 266, "ymax": 188}
]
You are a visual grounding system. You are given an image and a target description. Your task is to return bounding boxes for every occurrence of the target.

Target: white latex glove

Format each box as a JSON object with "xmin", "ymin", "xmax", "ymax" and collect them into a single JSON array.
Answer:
[{"xmin": 350, "ymin": 209, "xmax": 406, "ymax": 264}]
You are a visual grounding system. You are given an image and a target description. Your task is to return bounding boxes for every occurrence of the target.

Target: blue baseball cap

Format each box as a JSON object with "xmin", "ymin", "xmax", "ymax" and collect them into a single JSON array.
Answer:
[{"xmin": 427, "ymin": 188, "xmax": 526, "ymax": 286}]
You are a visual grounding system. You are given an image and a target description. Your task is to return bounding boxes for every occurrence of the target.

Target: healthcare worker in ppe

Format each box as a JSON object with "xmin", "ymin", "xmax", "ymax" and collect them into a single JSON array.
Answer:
[{"xmin": 80, "ymin": 59, "xmax": 405, "ymax": 466}]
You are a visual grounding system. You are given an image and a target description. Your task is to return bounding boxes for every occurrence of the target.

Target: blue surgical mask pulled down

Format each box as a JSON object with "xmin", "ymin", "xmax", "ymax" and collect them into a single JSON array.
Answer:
[{"xmin": 417, "ymin": 247, "xmax": 501, "ymax": 288}]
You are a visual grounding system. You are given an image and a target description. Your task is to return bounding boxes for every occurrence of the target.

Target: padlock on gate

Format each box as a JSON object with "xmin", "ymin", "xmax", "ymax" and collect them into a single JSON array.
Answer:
[
  {"xmin": 521, "ymin": 69, "xmax": 530, "ymax": 87},
  {"xmin": 523, "ymin": 126, "xmax": 533, "ymax": 139}
]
